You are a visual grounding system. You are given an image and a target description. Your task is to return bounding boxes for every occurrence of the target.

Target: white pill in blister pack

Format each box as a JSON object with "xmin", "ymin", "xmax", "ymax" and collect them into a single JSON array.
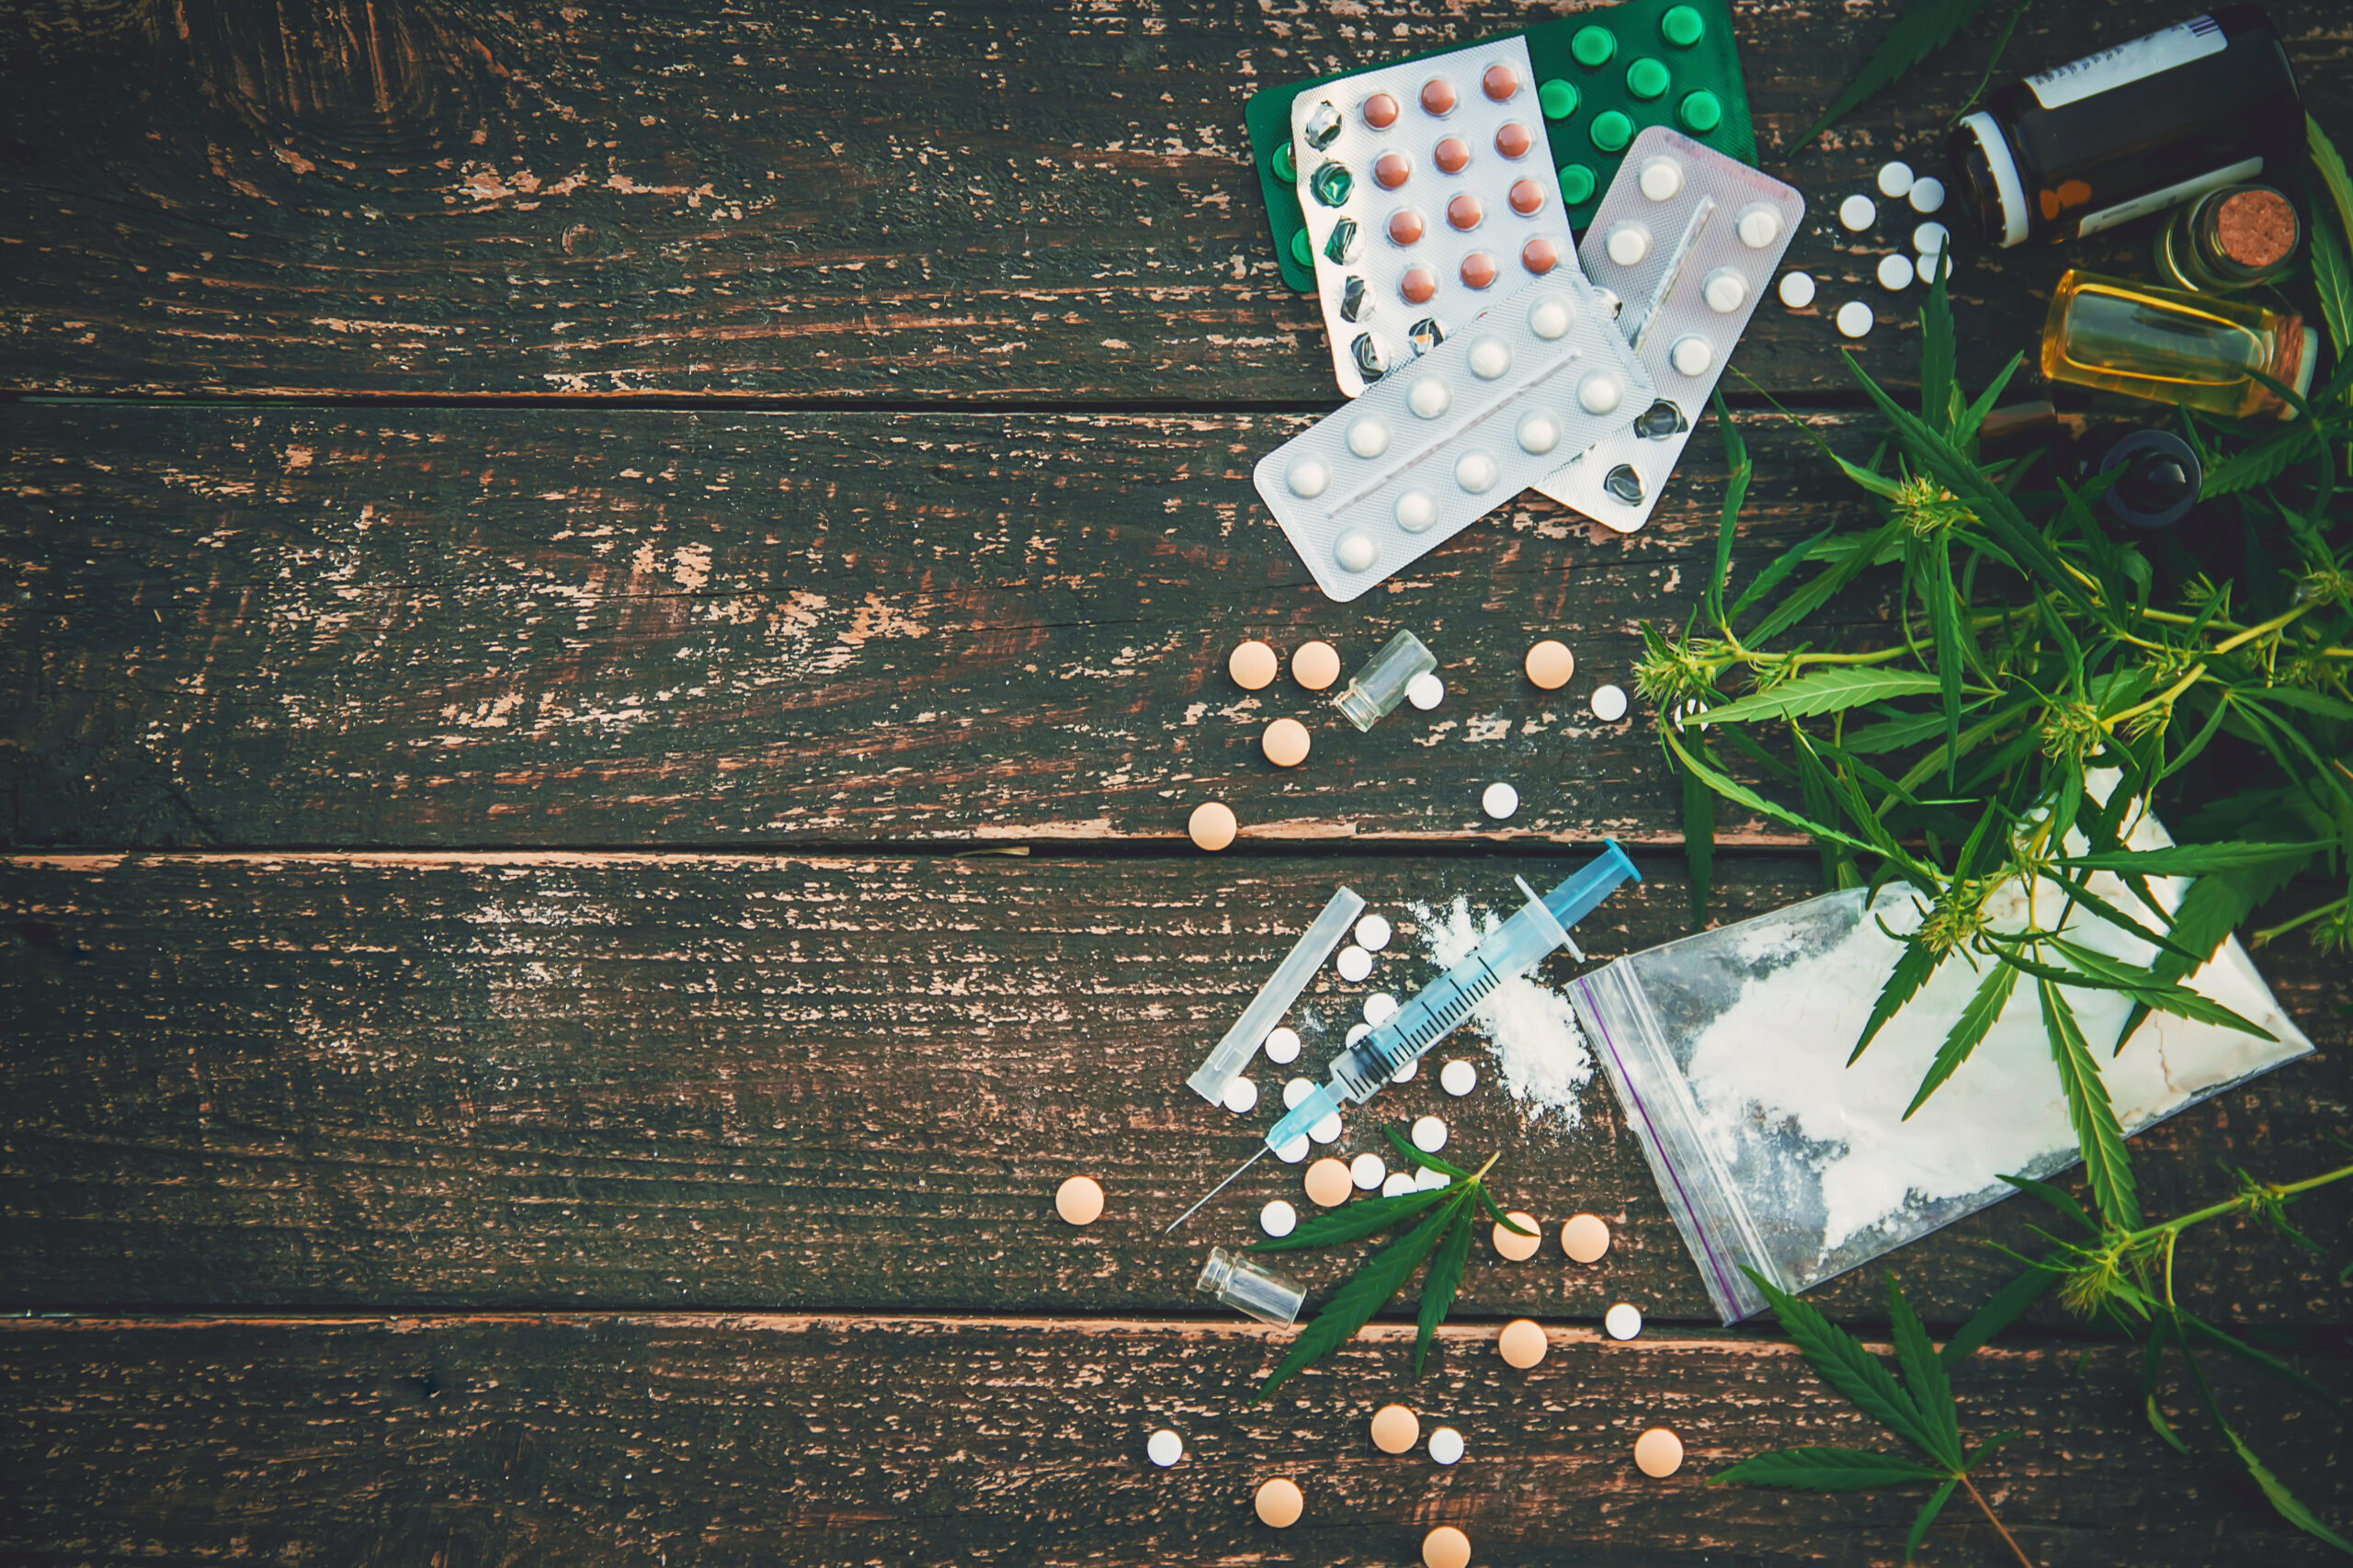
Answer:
[
  {"xmin": 1532, "ymin": 128, "xmax": 1803, "ymax": 534},
  {"xmin": 1255, "ymin": 271, "xmax": 1654, "ymax": 601},
  {"xmin": 1291, "ymin": 36, "xmax": 1582, "ymax": 399}
]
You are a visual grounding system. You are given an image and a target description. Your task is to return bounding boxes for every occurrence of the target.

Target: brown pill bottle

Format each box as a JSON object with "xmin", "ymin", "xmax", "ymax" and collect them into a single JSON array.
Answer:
[{"xmin": 1948, "ymin": 6, "xmax": 2302, "ymax": 248}]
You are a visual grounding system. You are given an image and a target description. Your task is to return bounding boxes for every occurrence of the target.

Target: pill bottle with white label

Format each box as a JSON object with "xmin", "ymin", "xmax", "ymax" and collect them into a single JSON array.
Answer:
[{"xmin": 1947, "ymin": 7, "xmax": 2302, "ymax": 249}]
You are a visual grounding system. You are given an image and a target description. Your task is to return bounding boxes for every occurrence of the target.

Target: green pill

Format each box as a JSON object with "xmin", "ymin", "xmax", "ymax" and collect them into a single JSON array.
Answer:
[
  {"xmin": 1678, "ymin": 88, "xmax": 1723, "ymax": 133},
  {"xmin": 1570, "ymin": 24, "xmax": 1617, "ymax": 67},
  {"xmin": 1661, "ymin": 5, "xmax": 1705, "ymax": 47},
  {"xmin": 1272, "ymin": 142, "xmax": 1296, "ymax": 183},
  {"xmin": 1590, "ymin": 110, "xmax": 1634, "ymax": 153},
  {"xmin": 1540, "ymin": 78, "xmax": 1578, "ymax": 119},
  {"xmin": 1557, "ymin": 163, "xmax": 1597, "ymax": 204},
  {"xmin": 1289, "ymin": 229, "xmax": 1313, "ymax": 267},
  {"xmin": 1625, "ymin": 58, "xmax": 1670, "ymax": 100}
]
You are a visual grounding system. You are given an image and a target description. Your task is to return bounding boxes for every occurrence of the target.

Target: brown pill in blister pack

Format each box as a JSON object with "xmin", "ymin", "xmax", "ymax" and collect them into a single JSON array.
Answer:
[
  {"xmin": 1434, "ymin": 136, "xmax": 1471, "ymax": 175},
  {"xmin": 1402, "ymin": 267, "xmax": 1438, "ymax": 303},
  {"xmin": 1420, "ymin": 77, "xmax": 1458, "ymax": 117},
  {"xmin": 1495, "ymin": 120, "xmax": 1534, "ymax": 159},
  {"xmin": 1375, "ymin": 151, "xmax": 1412, "ymax": 190},
  {"xmin": 1363, "ymin": 92, "xmax": 1401, "ymax": 130},
  {"xmin": 1460, "ymin": 252, "xmax": 1498, "ymax": 289}
]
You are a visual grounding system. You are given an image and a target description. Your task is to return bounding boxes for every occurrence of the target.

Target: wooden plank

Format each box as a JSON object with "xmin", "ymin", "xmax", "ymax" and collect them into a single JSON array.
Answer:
[
  {"xmin": 3, "ymin": 849, "xmax": 2343, "ymax": 1324},
  {"xmin": 1, "ymin": 402, "xmax": 1893, "ymax": 848},
  {"xmin": 1, "ymin": 1312, "xmax": 2344, "ymax": 1566},
  {"xmin": 1, "ymin": 0, "xmax": 2345, "ymax": 400}
]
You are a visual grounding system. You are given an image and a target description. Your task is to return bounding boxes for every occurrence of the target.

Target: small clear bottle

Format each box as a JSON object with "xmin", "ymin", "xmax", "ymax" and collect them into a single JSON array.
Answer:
[
  {"xmin": 2040, "ymin": 269, "xmax": 2315, "ymax": 420},
  {"xmin": 1197, "ymin": 1246, "xmax": 1306, "ymax": 1326},
  {"xmin": 2153, "ymin": 184, "xmax": 2301, "ymax": 293},
  {"xmin": 1334, "ymin": 630, "xmax": 1438, "ymax": 732}
]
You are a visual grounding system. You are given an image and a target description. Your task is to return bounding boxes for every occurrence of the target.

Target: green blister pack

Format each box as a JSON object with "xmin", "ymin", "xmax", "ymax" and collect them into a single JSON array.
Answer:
[{"xmin": 1245, "ymin": 0, "xmax": 1756, "ymax": 293}]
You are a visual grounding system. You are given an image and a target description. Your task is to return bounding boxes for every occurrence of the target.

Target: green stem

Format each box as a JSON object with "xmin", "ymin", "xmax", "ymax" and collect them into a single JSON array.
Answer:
[
  {"xmin": 2252, "ymin": 894, "xmax": 2347, "ymax": 947},
  {"xmin": 2211, "ymin": 602, "xmax": 2313, "ymax": 655},
  {"xmin": 2126, "ymin": 1159, "xmax": 2353, "ymax": 1244}
]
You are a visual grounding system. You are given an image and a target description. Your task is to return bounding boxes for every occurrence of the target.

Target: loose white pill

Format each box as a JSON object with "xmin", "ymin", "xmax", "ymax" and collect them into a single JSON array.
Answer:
[
  {"xmin": 1363, "ymin": 992, "xmax": 1399, "ymax": 1027},
  {"xmin": 1356, "ymin": 913, "xmax": 1392, "ymax": 951},
  {"xmin": 1413, "ymin": 1115, "xmax": 1449, "ymax": 1153},
  {"xmin": 1669, "ymin": 335, "xmax": 1712, "ymax": 376},
  {"xmin": 1390, "ymin": 1055, "xmax": 1419, "ymax": 1084},
  {"xmin": 1274, "ymin": 1132, "xmax": 1311, "ymax": 1164},
  {"xmin": 1351, "ymin": 1152, "xmax": 1387, "ymax": 1189},
  {"xmin": 1590, "ymin": 684, "xmax": 1629, "ymax": 721},
  {"xmin": 1482, "ymin": 781, "xmax": 1518, "ymax": 820},
  {"xmin": 1335, "ymin": 529, "xmax": 1379, "ymax": 573},
  {"xmin": 1909, "ymin": 176, "xmax": 1945, "ymax": 213},
  {"xmin": 1877, "ymin": 253, "xmax": 1915, "ymax": 291},
  {"xmin": 1734, "ymin": 203, "xmax": 1782, "ymax": 249},
  {"xmin": 1701, "ymin": 268, "xmax": 1746, "ymax": 313},
  {"xmin": 1347, "ymin": 1022, "xmax": 1372, "ymax": 1047},
  {"xmin": 1577, "ymin": 373, "xmax": 1622, "ymax": 415},
  {"xmin": 1407, "ymin": 671, "xmax": 1445, "ymax": 710},
  {"xmin": 1261, "ymin": 1199, "xmax": 1298, "ymax": 1238},
  {"xmin": 1915, "ymin": 220, "xmax": 1949, "ymax": 256},
  {"xmin": 1467, "ymin": 336, "xmax": 1512, "ymax": 380},
  {"xmin": 1876, "ymin": 160, "xmax": 1914, "ymax": 199},
  {"xmin": 1605, "ymin": 1301, "xmax": 1643, "ymax": 1340},
  {"xmin": 1407, "ymin": 378, "xmax": 1452, "ymax": 419},
  {"xmin": 1264, "ymin": 1026, "xmax": 1302, "ymax": 1065},
  {"xmin": 1282, "ymin": 1076, "xmax": 1314, "ymax": 1109},
  {"xmin": 1147, "ymin": 1428, "xmax": 1184, "ymax": 1466},
  {"xmin": 1336, "ymin": 943, "xmax": 1373, "ymax": 983},
  {"xmin": 1778, "ymin": 270, "xmax": 1817, "ymax": 309},
  {"xmin": 1455, "ymin": 450, "xmax": 1499, "ymax": 493},
  {"xmin": 1222, "ymin": 1075, "xmax": 1259, "ymax": 1114},
  {"xmin": 1638, "ymin": 156, "xmax": 1683, "ymax": 201},
  {"xmin": 1428, "ymin": 1426, "xmax": 1466, "ymax": 1466},
  {"xmin": 1836, "ymin": 300, "xmax": 1874, "ymax": 338},
  {"xmin": 1605, "ymin": 221, "xmax": 1651, "ymax": 267},
  {"xmin": 1394, "ymin": 490, "xmax": 1438, "ymax": 532},
  {"xmin": 1309, "ymin": 1110, "xmax": 1343, "ymax": 1143},
  {"xmin": 1287, "ymin": 459, "xmax": 1330, "ymax": 497},
  {"xmin": 1414, "ymin": 1163, "xmax": 1449, "ymax": 1190},
  {"xmin": 1382, "ymin": 1171, "xmax": 1415, "ymax": 1197},
  {"xmin": 1439, "ymin": 1059, "xmax": 1478, "ymax": 1096},
  {"xmin": 1347, "ymin": 417, "xmax": 1392, "ymax": 459},
  {"xmin": 1527, "ymin": 296, "xmax": 1574, "ymax": 339},
  {"xmin": 1838, "ymin": 193, "xmax": 1876, "ymax": 232}
]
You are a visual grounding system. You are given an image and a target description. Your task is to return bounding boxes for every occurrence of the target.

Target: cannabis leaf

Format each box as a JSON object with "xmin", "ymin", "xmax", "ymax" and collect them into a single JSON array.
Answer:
[{"xmin": 1797, "ymin": 0, "xmax": 1990, "ymax": 150}]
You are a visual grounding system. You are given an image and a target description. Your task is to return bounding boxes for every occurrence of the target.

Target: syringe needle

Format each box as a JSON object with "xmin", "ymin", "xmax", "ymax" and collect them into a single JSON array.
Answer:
[{"xmin": 1163, "ymin": 1145, "xmax": 1270, "ymax": 1234}]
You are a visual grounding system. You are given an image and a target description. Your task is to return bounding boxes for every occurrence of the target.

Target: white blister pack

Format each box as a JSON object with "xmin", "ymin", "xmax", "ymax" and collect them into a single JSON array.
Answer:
[
  {"xmin": 1254, "ymin": 272, "xmax": 1654, "ymax": 602},
  {"xmin": 1534, "ymin": 128, "xmax": 1802, "ymax": 532},
  {"xmin": 1290, "ymin": 37, "xmax": 1580, "ymax": 399}
]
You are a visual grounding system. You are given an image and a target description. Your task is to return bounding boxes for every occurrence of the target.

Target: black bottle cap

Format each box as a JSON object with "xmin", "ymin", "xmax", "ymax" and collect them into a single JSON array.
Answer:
[{"xmin": 2099, "ymin": 431, "xmax": 2202, "ymax": 530}]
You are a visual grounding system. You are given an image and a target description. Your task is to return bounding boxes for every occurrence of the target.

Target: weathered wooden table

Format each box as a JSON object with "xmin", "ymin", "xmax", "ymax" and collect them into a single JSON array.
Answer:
[{"xmin": 2, "ymin": 2, "xmax": 2347, "ymax": 1562}]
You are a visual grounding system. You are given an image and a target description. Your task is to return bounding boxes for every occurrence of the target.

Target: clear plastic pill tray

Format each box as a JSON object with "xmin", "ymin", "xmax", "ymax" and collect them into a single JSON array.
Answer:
[
  {"xmin": 1290, "ymin": 36, "xmax": 1582, "ymax": 399},
  {"xmin": 1254, "ymin": 272, "xmax": 1654, "ymax": 602},
  {"xmin": 1535, "ymin": 127, "xmax": 1801, "ymax": 531}
]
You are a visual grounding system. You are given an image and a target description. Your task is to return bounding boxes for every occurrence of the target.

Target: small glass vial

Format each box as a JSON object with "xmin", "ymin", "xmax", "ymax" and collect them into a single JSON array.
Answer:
[
  {"xmin": 1197, "ymin": 1245, "xmax": 1306, "ymax": 1326},
  {"xmin": 1333, "ymin": 630, "xmax": 1438, "ymax": 732},
  {"xmin": 2154, "ymin": 184, "xmax": 2301, "ymax": 293},
  {"xmin": 2040, "ymin": 269, "xmax": 2315, "ymax": 420}
]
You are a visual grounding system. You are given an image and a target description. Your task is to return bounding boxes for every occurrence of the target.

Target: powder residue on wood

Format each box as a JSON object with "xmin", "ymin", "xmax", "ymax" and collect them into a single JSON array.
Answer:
[{"xmin": 1412, "ymin": 896, "xmax": 1595, "ymax": 1125}]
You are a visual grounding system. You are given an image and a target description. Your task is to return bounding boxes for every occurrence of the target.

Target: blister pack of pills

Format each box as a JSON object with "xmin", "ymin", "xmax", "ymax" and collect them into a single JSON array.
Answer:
[
  {"xmin": 1535, "ymin": 127, "xmax": 1801, "ymax": 532},
  {"xmin": 1290, "ymin": 36, "xmax": 1580, "ymax": 397},
  {"xmin": 1255, "ymin": 273, "xmax": 1654, "ymax": 602}
]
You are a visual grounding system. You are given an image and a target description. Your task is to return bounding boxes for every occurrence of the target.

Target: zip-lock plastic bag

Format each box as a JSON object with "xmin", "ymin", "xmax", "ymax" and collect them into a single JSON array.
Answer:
[{"xmin": 1573, "ymin": 812, "xmax": 2314, "ymax": 1323}]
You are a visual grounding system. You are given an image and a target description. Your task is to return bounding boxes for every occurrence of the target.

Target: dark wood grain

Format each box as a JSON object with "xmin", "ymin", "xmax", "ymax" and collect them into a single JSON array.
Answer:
[
  {"xmin": 0, "ymin": 0, "xmax": 2345, "ymax": 400},
  {"xmin": 0, "ymin": 402, "xmax": 1907, "ymax": 849},
  {"xmin": 2, "ymin": 1312, "xmax": 2345, "ymax": 1566},
  {"xmin": 4, "ymin": 849, "xmax": 2343, "ymax": 1325}
]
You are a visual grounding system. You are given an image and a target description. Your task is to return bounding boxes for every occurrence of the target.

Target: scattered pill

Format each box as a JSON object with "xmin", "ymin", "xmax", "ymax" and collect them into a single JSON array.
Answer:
[
  {"xmin": 1561, "ymin": 1212, "xmax": 1611, "ymax": 1263},
  {"xmin": 1390, "ymin": 1055, "xmax": 1419, "ymax": 1084},
  {"xmin": 1439, "ymin": 1059, "xmax": 1478, "ymax": 1096},
  {"xmin": 1482, "ymin": 781, "xmax": 1519, "ymax": 820},
  {"xmin": 1347, "ymin": 1023, "xmax": 1372, "ymax": 1047},
  {"xmin": 1576, "ymin": 372, "xmax": 1623, "ymax": 415},
  {"xmin": 1355, "ymin": 913, "xmax": 1392, "ymax": 951},
  {"xmin": 1836, "ymin": 300, "xmax": 1874, "ymax": 338},
  {"xmin": 1638, "ymin": 156, "xmax": 1683, "ymax": 201},
  {"xmin": 1525, "ymin": 639, "xmax": 1575, "ymax": 689},
  {"xmin": 1914, "ymin": 221, "xmax": 1949, "ymax": 263},
  {"xmin": 1222, "ymin": 1076, "xmax": 1259, "ymax": 1114},
  {"xmin": 1876, "ymin": 160, "xmax": 1915, "ymax": 199},
  {"xmin": 1423, "ymin": 1526, "xmax": 1472, "ymax": 1568},
  {"xmin": 1493, "ymin": 1210, "xmax": 1541, "ymax": 1261},
  {"xmin": 1590, "ymin": 684, "xmax": 1630, "ymax": 722},
  {"xmin": 1467, "ymin": 335, "xmax": 1513, "ymax": 380},
  {"xmin": 1412, "ymin": 1115, "xmax": 1449, "ymax": 1153},
  {"xmin": 1669, "ymin": 335, "xmax": 1713, "ymax": 376},
  {"xmin": 1056, "ymin": 1176, "xmax": 1105, "ymax": 1226},
  {"xmin": 1282, "ymin": 1077, "xmax": 1315, "ymax": 1109},
  {"xmin": 1292, "ymin": 641, "xmax": 1341, "ymax": 690},
  {"xmin": 1228, "ymin": 640, "xmax": 1278, "ymax": 690},
  {"xmin": 1605, "ymin": 221, "xmax": 1651, "ymax": 267},
  {"xmin": 1286, "ymin": 458, "xmax": 1330, "ymax": 497},
  {"xmin": 1264, "ymin": 1025, "xmax": 1302, "ymax": 1065},
  {"xmin": 1406, "ymin": 378, "xmax": 1451, "ymax": 419},
  {"xmin": 1336, "ymin": 943, "xmax": 1374, "ymax": 983},
  {"xmin": 1351, "ymin": 1152, "xmax": 1387, "ymax": 1189},
  {"xmin": 1263, "ymin": 717, "xmax": 1311, "ymax": 767},
  {"xmin": 1256, "ymin": 1475, "xmax": 1303, "ymax": 1527},
  {"xmin": 1877, "ymin": 253, "xmax": 1915, "ymax": 291},
  {"xmin": 1778, "ymin": 270, "xmax": 1817, "ymax": 309},
  {"xmin": 1309, "ymin": 1111, "xmax": 1343, "ymax": 1143},
  {"xmin": 1634, "ymin": 1426, "xmax": 1684, "ymax": 1478},
  {"xmin": 1838, "ymin": 193, "xmax": 1876, "ymax": 232},
  {"xmin": 1274, "ymin": 1132, "xmax": 1311, "ymax": 1164},
  {"xmin": 1734, "ymin": 203, "xmax": 1782, "ymax": 248},
  {"xmin": 1908, "ymin": 175, "xmax": 1946, "ymax": 213},
  {"xmin": 1455, "ymin": 450, "xmax": 1500, "ymax": 493},
  {"xmin": 1363, "ymin": 992, "xmax": 1400, "ymax": 1027},
  {"xmin": 1605, "ymin": 1301, "xmax": 1644, "ymax": 1340},
  {"xmin": 1382, "ymin": 1171, "xmax": 1416, "ymax": 1197},
  {"xmin": 1188, "ymin": 801, "xmax": 1237, "ymax": 852},
  {"xmin": 1427, "ymin": 1426, "xmax": 1466, "ymax": 1466},
  {"xmin": 1371, "ymin": 1403, "xmax": 1421, "ymax": 1454},
  {"xmin": 1406, "ymin": 671, "xmax": 1445, "ymax": 710},
  {"xmin": 1414, "ymin": 1163, "xmax": 1449, "ymax": 1190},
  {"xmin": 1497, "ymin": 1318, "xmax": 1548, "ymax": 1369},
  {"xmin": 1146, "ymin": 1428, "xmax": 1184, "ymax": 1467},
  {"xmin": 1305, "ymin": 1156, "xmax": 1353, "ymax": 1208},
  {"xmin": 1260, "ymin": 1199, "xmax": 1299, "ymax": 1238}
]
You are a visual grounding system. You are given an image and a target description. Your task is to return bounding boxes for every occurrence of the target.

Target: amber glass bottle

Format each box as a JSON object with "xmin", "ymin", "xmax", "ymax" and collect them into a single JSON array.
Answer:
[{"xmin": 2040, "ymin": 270, "xmax": 2315, "ymax": 419}]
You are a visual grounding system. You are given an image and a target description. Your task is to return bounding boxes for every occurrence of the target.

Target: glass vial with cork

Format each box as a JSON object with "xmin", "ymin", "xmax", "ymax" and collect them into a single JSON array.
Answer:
[
  {"xmin": 2040, "ymin": 269, "xmax": 2315, "ymax": 420},
  {"xmin": 1949, "ymin": 7, "xmax": 2302, "ymax": 249},
  {"xmin": 2153, "ymin": 183, "xmax": 2301, "ymax": 292}
]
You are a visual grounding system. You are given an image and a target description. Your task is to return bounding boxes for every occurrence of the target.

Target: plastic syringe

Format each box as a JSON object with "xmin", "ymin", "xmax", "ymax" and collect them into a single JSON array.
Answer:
[{"xmin": 1166, "ymin": 841, "xmax": 1640, "ymax": 1231}]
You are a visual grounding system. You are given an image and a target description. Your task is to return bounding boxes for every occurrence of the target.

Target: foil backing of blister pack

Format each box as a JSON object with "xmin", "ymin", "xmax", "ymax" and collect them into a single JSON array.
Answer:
[
  {"xmin": 1534, "ymin": 126, "xmax": 1802, "ymax": 531},
  {"xmin": 1255, "ymin": 271, "xmax": 1654, "ymax": 602}
]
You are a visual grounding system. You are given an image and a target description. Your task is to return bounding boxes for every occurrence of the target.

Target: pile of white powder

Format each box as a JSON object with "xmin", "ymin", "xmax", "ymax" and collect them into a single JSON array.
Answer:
[{"xmin": 1412, "ymin": 895, "xmax": 1596, "ymax": 1126}]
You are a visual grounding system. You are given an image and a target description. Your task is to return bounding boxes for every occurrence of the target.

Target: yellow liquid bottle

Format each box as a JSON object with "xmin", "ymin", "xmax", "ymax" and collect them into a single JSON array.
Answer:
[{"xmin": 2040, "ymin": 269, "xmax": 2315, "ymax": 420}]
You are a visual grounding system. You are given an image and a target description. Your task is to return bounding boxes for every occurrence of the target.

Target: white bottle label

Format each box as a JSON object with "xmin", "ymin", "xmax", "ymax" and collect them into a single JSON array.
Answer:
[
  {"xmin": 2075, "ymin": 156, "xmax": 2262, "ymax": 237},
  {"xmin": 2027, "ymin": 15, "xmax": 2225, "ymax": 110}
]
